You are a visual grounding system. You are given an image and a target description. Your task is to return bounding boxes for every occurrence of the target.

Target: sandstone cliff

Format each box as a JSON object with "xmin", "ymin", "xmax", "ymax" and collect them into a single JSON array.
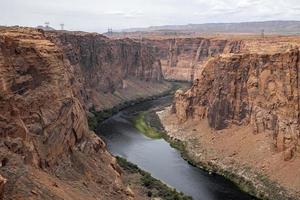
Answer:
[
  {"xmin": 156, "ymin": 43, "xmax": 300, "ymax": 199},
  {"xmin": 143, "ymin": 38, "xmax": 243, "ymax": 81},
  {"xmin": 125, "ymin": 35, "xmax": 299, "ymax": 82},
  {"xmin": 174, "ymin": 48, "xmax": 300, "ymax": 160},
  {"xmin": 0, "ymin": 27, "xmax": 168, "ymax": 199},
  {"xmin": 46, "ymin": 31, "xmax": 166, "ymax": 111}
]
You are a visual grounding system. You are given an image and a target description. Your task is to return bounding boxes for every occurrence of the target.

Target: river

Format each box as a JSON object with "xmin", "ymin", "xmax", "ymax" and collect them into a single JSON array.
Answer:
[{"xmin": 98, "ymin": 95, "xmax": 256, "ymax": 200}]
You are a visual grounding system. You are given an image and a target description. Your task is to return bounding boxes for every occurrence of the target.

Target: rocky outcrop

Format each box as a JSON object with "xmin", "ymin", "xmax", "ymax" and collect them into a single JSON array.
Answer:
[
  {"xmin": 0, "ymin": 27, "xmax": 168, "ymax": 199},
  {"xmin": 46, "ymin": 31, "xmax": 164, "ymax": 110},
  {"xmin": 143, "ymin": 38, "xmax": 242, "ymax": 81},
  {"xmin": 174, "ymin": 48, "xmax": 300, "ymax": 160},
  {"xmin": 49, "ymin": 31, "xmax": 163, "ymax": 84}
]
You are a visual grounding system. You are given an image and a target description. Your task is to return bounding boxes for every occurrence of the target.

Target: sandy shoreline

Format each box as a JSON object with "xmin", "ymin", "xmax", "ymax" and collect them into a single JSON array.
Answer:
[{"xmin": 157, "ymin": 107, "xmax": 300, "ymax": 200}]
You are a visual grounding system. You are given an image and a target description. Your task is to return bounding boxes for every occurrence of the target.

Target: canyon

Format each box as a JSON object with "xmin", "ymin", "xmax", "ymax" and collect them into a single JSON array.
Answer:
[
  {"xmin": 123, "ymin": 34, "xmax": 299, "ymax": 83},
  {"xmin": 1, "ymin": 25, "xmax": 300, "ymax": 200},
  {"xmin": 154, "ymin": 35, "xmax": 300, "ymax": 199}
]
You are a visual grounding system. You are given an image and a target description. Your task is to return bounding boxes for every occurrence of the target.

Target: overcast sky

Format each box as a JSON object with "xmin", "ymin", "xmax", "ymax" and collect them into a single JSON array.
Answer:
[{"xmin": 1, "ymin": 0, "xmax": 300, "ymax": 33}]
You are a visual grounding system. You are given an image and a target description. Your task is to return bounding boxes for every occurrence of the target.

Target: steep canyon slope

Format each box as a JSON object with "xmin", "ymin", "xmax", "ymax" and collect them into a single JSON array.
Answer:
[
  {"xmin": 142, "ymin": 38, "xmax": 242, "ymax": 81},
  {"xmin": 46, "ymin": 30, "xmax": 166, "ymax": 111},
  {"xmin": 174, "ymin": 48, "xmax": 300, "ymax": 159},
  {"xmin": 161, "ymin": 37, "xmax": 300, "ymax": 199},
  {"xmin": 0, "ymin": 27, "xmax": 169, "ymax": 199},
  {"xmin": 114, "ymin": 33, "xmax": 300, "ymax": 82}
]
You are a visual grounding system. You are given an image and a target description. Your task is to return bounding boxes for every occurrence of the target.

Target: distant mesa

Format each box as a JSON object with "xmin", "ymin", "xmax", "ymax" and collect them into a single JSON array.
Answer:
[{"xmin": 122, "ymin": 20, "xmax": 300, "ymax": 35}]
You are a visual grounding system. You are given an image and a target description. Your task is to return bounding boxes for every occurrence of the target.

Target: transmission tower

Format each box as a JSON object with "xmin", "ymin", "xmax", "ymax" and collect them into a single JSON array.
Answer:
[
  {"xmin": 107, "ymin": 28, "xmax": 113, "ymax": 36},
  {"xmin": 261, "ymin": 29, "xmax": 265, "ymax": 38},
  {"xmin": 45, "ymin": 22, "xmax": 50, "ymax": 28},
  {"xmin": 60, "ymin": 23, "xmax": 64, "ymax": 30}
]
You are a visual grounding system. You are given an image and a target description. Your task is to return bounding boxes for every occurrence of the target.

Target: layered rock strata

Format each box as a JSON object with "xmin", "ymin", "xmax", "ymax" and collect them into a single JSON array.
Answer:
[
  {"xmin": 46, "ymin": 31, "xmax": 165, "ymax": 111},
  {"xmin": 173, "ymin": 48, "xmax": 300, "ymax": 160},
  {"xmin": 143, "ymin": 38, "xmax": 243, "ymax": 81},
  {"xmin": 0, "ymin": 27, "xmax": 168, "ymax": 199}
]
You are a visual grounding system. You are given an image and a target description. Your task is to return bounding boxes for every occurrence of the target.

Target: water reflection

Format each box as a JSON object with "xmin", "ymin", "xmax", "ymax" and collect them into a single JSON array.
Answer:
[{"xmin": 99, "ymin": 97, "xmax": 256, "ymax": 200}]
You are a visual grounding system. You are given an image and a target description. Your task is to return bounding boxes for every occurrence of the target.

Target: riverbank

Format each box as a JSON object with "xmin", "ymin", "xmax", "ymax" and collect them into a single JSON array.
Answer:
[
  {"xmin": 157, "ymin": 107, "xmax": 300, "ymax": 200},
  {"xmin": 117, "ymin": 157, "xmax": 192, "ymax": 200},
  {"xmin": 91, "ymin": 81, "xmax": 193, "ymax": 199},
  {"xmin": 132, "ymin": 112, "xmax": 163, "ymax": 139},
  {"xmin": 88, "ymin": 81, "xmax": 187, "ymax": 131},
  {"xmin": 99, "ymin": 89, "xmax": 263, "ymax": 200}
]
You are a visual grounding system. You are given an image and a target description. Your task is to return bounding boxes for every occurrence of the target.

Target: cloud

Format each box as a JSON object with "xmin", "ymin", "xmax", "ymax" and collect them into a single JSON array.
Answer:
[
  {"xmin": 0, "ymin": 0, "xmax": 299, "ymax": 32},
  {"xmin": 104, "ymin": 11, "xmax": 126, "ymax": 16}
]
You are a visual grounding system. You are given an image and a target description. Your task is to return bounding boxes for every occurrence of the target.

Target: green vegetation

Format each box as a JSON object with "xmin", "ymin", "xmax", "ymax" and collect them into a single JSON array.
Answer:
[
  {"xmin": 88, "ymin": 108, "xmax": 116, "ymax": 131},
  {"xmin": 87, "ymin": 115, "xmax": 98, "ymax": 131},
  {"xmin": 132, "ymin": 112, "xmax": 162, "ymax": 139},
  {"xmin": 87, "ymin": 81, "xmax": 189, "ymax": 132},
  {"xmin": 116, "ymin": 157, "xmax": 193, "ymax": 200},
  {"xmin": 132, "ymin": 110, "xmax": 191, "ymax": 156}
]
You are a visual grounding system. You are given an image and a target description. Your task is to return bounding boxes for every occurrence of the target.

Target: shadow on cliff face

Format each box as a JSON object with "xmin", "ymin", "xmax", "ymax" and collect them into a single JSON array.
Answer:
[{"xmin": 208, "ymin": 99, "xmax": 232, "ymax": 130}]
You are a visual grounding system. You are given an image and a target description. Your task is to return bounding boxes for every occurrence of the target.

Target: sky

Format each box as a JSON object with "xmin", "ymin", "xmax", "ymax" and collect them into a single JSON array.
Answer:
[{"xmin": 1, "ymin": 0, "xmax": 300, "ymax": 33}]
